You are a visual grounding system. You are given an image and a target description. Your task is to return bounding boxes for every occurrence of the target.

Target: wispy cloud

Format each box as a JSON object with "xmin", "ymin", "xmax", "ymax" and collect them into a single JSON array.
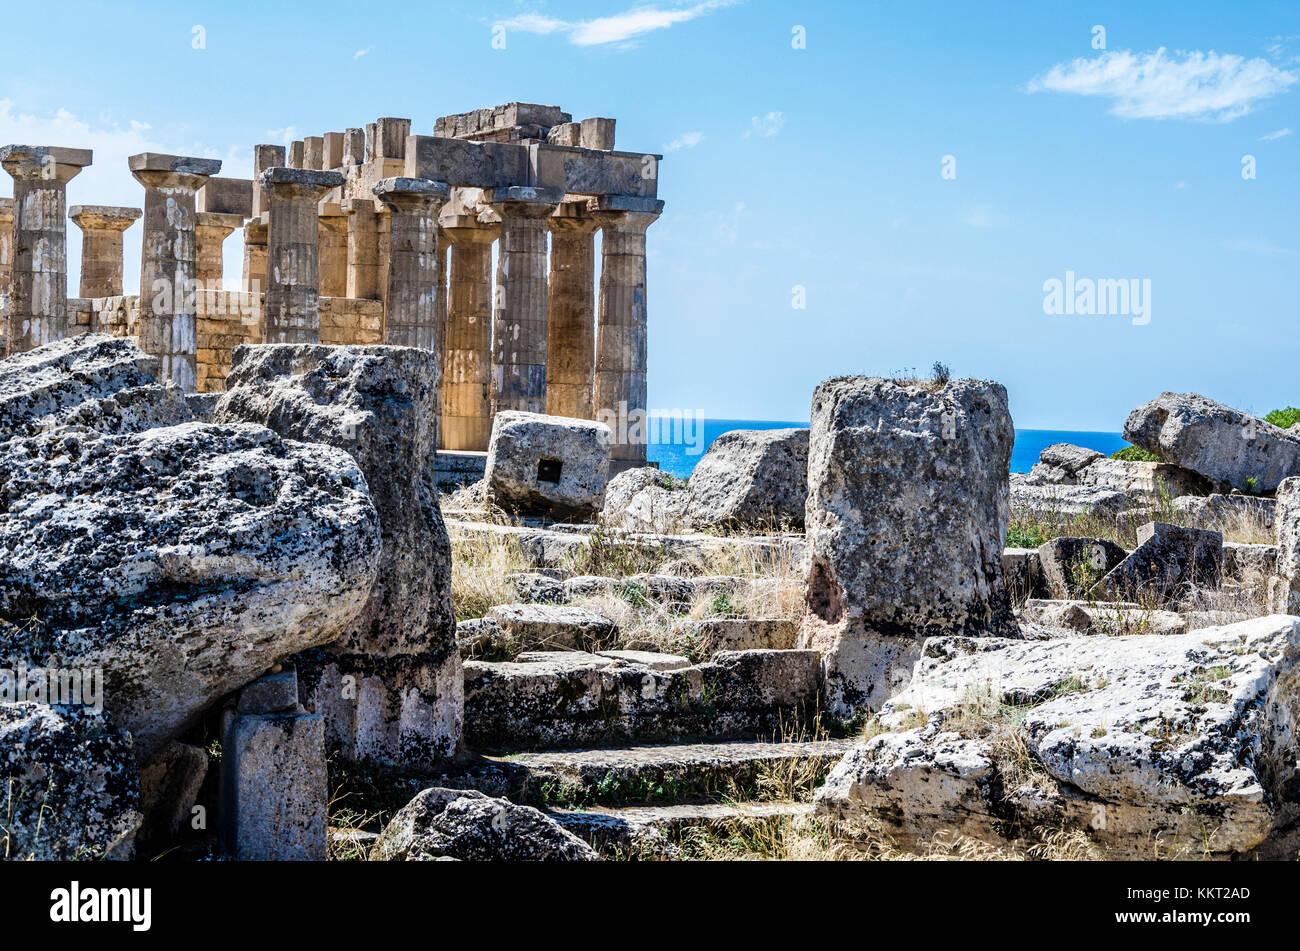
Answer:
[
  {"xmin": 354, "ymin": 47, "xmax": 373, "ymax": 60},
  {"xmin": 664, "ymin": 131, "xmax": 703, "ymax": 152},
  {"xmin": 744, "ymin": 111, "xmax": 784, "ymax": 138},
  {"xmin": 266, "ymin": 126, "xmax": 300, "ymax": 145},
  {"xmin": 1260, "ymin": 127, "xmax": 1291, "ymax": 141},
  {"xmin": 960, "ymin": 204, "xmax": 1006, "ymax": 229},
  {"xmin": 497, "ymin": 0, "xmax": 741, "ymax": 48},
  {"xmin": 1221, "ymin": 237, "xmax": 1293, "ymax": 256},
  {"xmin": 1027, "ymin": 48, "xmax": 1297, "ymax": 122}
]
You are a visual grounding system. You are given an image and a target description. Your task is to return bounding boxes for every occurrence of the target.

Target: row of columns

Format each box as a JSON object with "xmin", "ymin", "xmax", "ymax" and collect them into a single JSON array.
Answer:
[{"xmin": 0, "ymin": 143, "xmax": 661, "ymax": 466}]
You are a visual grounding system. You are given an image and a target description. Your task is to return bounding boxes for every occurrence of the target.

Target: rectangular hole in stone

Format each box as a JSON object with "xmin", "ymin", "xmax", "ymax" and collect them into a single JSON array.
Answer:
[{"xmin": 537, "ymin": 458, "xmax": 562, "ymax": 484}]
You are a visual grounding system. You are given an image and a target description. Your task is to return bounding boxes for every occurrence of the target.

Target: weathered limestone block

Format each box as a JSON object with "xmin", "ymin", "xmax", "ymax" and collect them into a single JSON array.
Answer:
[
  {"xmin": 599, "ymin": 465, "xmax": 689, "ymax": 533},
  {"xmin": 1035, "ymin": 536, "xmax": 1128, "ymax": 599},
  {"xmin": 485, "ymin": 410, "xmax": 612, "ymax": 519},
  {"xmin": 1024, "ymin": 442, "xmax": 1212, "ymax": 497},
  {"xmin": 1001, "ymin": 547, "xmax": 1043, "ymax": 599},
  {"xmin": 817, "ymin": 615, "xmax": 1300, "ymax": 859},
  {"xmin": 0, "ymin": 702, "xmax": 140, "ymax": 861},
  {"xmin": 1009, "ymin": 475, "xmax": 1135, "ymax": 518},
  {"xmin": 1092, "ymin": 521, "xmax": 1222, "ymax": 602},
  {"xmin": 506, "ymin": 571, "xmax": 567, "ymax": 604},
  {"xmin": 374, "ymin": 787, "xmax": 597, "ymax": 861},
  {"xmin": 685, "ymin": 427, "xmax": 809, "ymax": 530},
  {"xmin": 485, "ymin": 603, "xmax": 618, "ymax": 652},
  {"xmin": 1026, "ymin": 442, "xmax": 1102, "ymax": 482},
  {"xmin": 1124, "ymin": 392, "xmax": 1300, "ymax": 493},
  {"xmin": 137, "ymin": 741, "xmax": 207, "ymax": 851},
  {"xmin": 197, "ymin": 176, "xmax": 254, "ymax": 217},
  {"xmin": 0, "ymin": 420, "xmax": 382, "ymax": 763},
  {"xmin": 1222, "ymin": 542, "xmax": 1278, "ymax": 590},
  {"xmin": 464, "ymin": 649, "xmax": 821, "ymax": 750},
  {"xmin": 0, "ymin": 333, "xmax": 192, "ymax": 438},
  {"xmin": 672, "ymin": 617, "xmax": 798, "ymax": 653},
  {"xmin": 1269, "ymin": 478, "xmax": 1300, "ymax": 614},
  {"xmin": 799, "ymin": 377, "xmax": 1017, "ymax": 717},
  {"xmin": 220, "ymin": 698, "xmax": 327, "ymax": 861},
  {"xmin": 1174, "ymin": 493, "xmax": 1276, "ymax": 534},
  {"xmin": 215, "ymin": 343, "xmax": 461, "ymax": 766},
  {"xmin": 1021, "ymin": 598, "xmax": 1188, "ymax": 636}
]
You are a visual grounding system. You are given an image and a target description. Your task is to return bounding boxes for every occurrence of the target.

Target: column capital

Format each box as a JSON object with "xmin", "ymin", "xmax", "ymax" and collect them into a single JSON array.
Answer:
[
  {"xmin": 341, "ymin": 197, "xmax": 377, "ymax": 216},
  {"xmin": 68, "ymin": 205, "xmax": 142, "ymax": 233},
  {"xmin": 486, "ymin": 185, "xmax": 565, "ymax": 218},
  {"xmin": 441, "ymin": 217, "xmax": 500, "ymax": 245},
  {"xmin": 549, "ymin": 200, "xmax": 600, "ymax": 235},
  {"xmin": 129, "ymin": 153, "xmax": 222, "ymax": 191},
  {"xmin": 372, "ymin": 176, "xmax": 450, "ymax": 213},
  {"xmin": 587, "ymin": 194, "xmax": 664, "ymax": 232},
  {"xmin": 1, "ymin": 144, "xmax": 93, "ymax": 184},
  {"xmin": 195, "ymin": 210, "xmax": 246, "ymax": 235},
  {"xmin": 258, "ymin": 166, "xmax": 345, "ymax": 202}
]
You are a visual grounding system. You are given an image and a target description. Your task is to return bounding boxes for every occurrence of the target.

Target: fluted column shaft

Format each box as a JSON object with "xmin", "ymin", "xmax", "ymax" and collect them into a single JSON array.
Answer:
[
  {"xmin": 591, "ymin": 196, "xmax": 664, "ymax": 464},
  {"xmin": 373, "ymin": 177, "xmax": 450, "ymax": 350},
  {"xmin": 195, "ymin": 211, "xmax": 244, "ymax": 288},
  {"xmin": 440, "ymin": 223, "xmax": 497, "ymax": 451},
  {"xmin": 1, "ymin": 145, "xmax": 92, "ymax": 354},
  {"xmin": 487, "ymin": 186, "xmax": 563, "ymax": 415},
  {"xmin": 69, "ymin": 205, "xmax": 140, "ymax": 299},
  {"xmin": 260, "ymin": 168, "xmax": 343, "ymax": 344},
  {"xmin": 131, "ymin": 153, "xmax": 222, "ymax": 391},
  {"xmin": 546, "ymin": 207, "xmax": 599, "ymax": 419}
]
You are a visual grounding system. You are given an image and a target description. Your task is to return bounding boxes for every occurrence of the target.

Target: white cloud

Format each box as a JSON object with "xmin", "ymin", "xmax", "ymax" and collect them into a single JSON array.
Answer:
[
  {"xmin": 497, "ymin": 0, "xmax": 741, "ymax": 48},
  {"xmin": 1027, "ymin": 48, "xmax": 1297, "ymax": 122},
  {"xmin": 1260, "ymin": 127, "xmax": 1291, "ymax": 141},
  {"xmin": 744, "ymin": 111, "xmax": 784, "ymax": 138},
  {"xmin": 664, "ymin": 131, "xmax": 703, "ymax": 152},
  {"xmin": 266, "ymin": 126, "xmax": 300, "ymax": 145},
  {"xmin": 1221, "ymin": 236, "xmax": 1293, "ymax": 256},
  {"xmin": 960, "ymin": 204, "xmax": 1006, "ymax": 229},
  {"xmin": 354, "ymin": 47, "xmax": 373, "ymax": 59}
]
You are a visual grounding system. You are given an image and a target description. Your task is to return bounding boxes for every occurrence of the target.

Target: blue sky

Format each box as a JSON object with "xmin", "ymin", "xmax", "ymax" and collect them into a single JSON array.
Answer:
[{"xmin": 1, "ymin": 0, "xmax": 1296, "ymax": 429}]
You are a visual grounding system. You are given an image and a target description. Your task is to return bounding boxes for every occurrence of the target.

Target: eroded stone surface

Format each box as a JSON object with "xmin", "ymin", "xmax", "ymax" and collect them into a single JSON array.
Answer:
[
  {"xmin": 685, "ymin": 427, "xmax": 809, "ymax": 530},
  {"xmin": 486, "ymin": 411, "xmax": 611, "ymax": 520}
]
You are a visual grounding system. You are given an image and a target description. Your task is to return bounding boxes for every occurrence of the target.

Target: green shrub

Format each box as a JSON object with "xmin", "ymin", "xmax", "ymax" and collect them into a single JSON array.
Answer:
[
  {"xmin": 1265, "ymin": 407, "xmax": 1300, "ymax": 430},
  {"xmin": 1110, "ymin": 445, "xmax": 1161, "ymax": 462}
]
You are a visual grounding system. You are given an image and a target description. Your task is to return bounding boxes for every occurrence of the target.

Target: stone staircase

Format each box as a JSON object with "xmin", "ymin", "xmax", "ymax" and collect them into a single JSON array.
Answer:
[{"xmin": 427, "ymin": 736, "xmax": 854, "ymax": 857}]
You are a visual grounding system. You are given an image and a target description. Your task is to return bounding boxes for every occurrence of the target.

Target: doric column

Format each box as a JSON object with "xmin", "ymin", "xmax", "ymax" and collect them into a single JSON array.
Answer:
[
  {"xmin": 242, "ymin": 214, "xmax": 269, "ymax": 294},
  {"xmin": 0, "ymin": 145, "xmax": 92, "ymax": 354},
  {"xmin": 546, "ymin": 202, "xmax": 599, "ymax": 419},
  {"xmin": 317, "ymin": 202, "xmax": 349, "ymax": 298},
  {"xmin": 486, "ymin": 186, "xmax": 563, "ymax": 415},
  {"xmin": 343, "ymin": 198, "xmax": 382, "ymax": 300},
  {"xmin": 68, "ymin": 205, "xmax": 140, "ymax": 299},
  {"xmin": 195, "ymin": 211, "xmax": 244, "ymax": 288},
  {"xmin": 372, "ymin": 177, "xmax": 450, "ymax": 350},
  {"xmin": 130, "ymin": 153, "xmax": 221, "ymax": 392},
  {"xmin": 0, "ymin": 197, "xmax": 13, "ymax": 296},
  {"xmin": 259, "ymin": 167, "xmax": 344, "ymax": 344},
  {"xmin": 589, "ymin": 195, "xmax": 664, "ymax": 464},
  {"xmin": 440, "ymin": 218, "xmax": 498, "ymax": 451}
]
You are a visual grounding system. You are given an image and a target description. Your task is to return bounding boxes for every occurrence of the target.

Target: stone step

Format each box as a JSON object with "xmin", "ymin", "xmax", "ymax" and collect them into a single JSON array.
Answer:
[
  {"xmin": 552, "ymin": 801, "xmax": 813, "ymax": 857},
  {"xmin": 424, "ymin": 737, "xmax": 855, "ymax": 808}
]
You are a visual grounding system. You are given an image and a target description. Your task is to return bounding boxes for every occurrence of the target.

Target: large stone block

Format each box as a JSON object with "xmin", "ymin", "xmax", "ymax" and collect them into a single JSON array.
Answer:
[
  {"xmin": 799, "ymin": 377, "xmax": 1017, "ymax": 718},
  {"xmin": 1124, "ymin": 392, "xmax": 1300, "ymax": 493},
  {"xmin": 1269, "ymin": 478, "xmax": 1300, "ymax": 614},
  {"xmin": 0, "ymin": 702, "xmax": 140, "ymax": 861},
  {"xmin": 685, "ymin": 427, "xmax": 809, "ymax": 530},
  {"xmin": 816, "ymin": 615, "xmax": 1300, "ymax": 859},
  {"xmin": 1092, "ymin": 521, "xmax": 1222, "ymax": 602},
  {"xmin": 485, "ymin": 411, "xmax": 612, "ymax": 520},
  {"xmin": 216, "ymin": 344, "xmax": 462, "ymax": 766},
  {"xmin": 1036, "ymin": 536, "xmax": 1128, "ymax": 599}
]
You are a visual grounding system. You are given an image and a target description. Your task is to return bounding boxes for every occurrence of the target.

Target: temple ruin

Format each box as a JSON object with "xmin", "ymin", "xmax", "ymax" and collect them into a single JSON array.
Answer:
[{"xmin": 0, "ymin": 103, "xmax": 664, "ymax": 469}]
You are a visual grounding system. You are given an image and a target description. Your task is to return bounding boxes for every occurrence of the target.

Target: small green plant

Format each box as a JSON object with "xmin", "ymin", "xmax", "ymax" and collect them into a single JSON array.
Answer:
[
  {"xmin": 1244, "ymin": 476, "xmax": 1260, "ymax": 496},
  {"xmin": 931, "ymin": 361, "xmax": 951, "ymax": 386},
  {"xmin": 1111, "ymin": 445, "xmax": 1161, "ymax": 462},
  {"xmin": 708, "ymin": 592, "xmax": 736, "ymax": 617},
  {"xmin": 1006, "ymin": 522, "xmax": 1048, "ymax": 549},
  {"xmin": 1265, "ymin": 407, "xmax": 1300, "ymax": 430}
]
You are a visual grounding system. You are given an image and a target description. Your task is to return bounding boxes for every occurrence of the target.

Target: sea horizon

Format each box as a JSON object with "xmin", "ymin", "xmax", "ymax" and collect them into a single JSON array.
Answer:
[{"xmin": 647, "ymin": 419, "xmax": 1129, "ymax": 479}]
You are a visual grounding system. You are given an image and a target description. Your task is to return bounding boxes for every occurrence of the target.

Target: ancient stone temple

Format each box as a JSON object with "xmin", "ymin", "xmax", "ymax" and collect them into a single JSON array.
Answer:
[{"xmin": 0, "ymin": 103, "xmax": 664, "ymax": 469}]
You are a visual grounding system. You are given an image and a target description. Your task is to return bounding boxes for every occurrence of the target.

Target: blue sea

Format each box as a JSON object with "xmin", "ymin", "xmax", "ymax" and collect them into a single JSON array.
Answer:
[{"xmin": 647, "ymin": 419, "xmax": 1129, "ymax": 479}]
